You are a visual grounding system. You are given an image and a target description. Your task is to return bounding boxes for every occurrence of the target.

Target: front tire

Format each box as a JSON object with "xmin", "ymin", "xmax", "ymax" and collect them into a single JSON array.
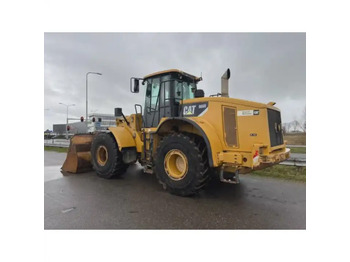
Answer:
[
  {"xmin": 155, "ymin": 133, "xmax": 210, "ymax": 196},
  {"xmin": 91, "ymin": 132, "xmax": 128, "ymax": 178}
]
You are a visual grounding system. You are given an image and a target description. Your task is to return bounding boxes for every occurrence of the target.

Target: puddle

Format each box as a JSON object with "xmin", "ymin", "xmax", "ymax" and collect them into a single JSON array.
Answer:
[{"xmin": 44, "ymin": 166, "xmax": 65, "ymax": 182}]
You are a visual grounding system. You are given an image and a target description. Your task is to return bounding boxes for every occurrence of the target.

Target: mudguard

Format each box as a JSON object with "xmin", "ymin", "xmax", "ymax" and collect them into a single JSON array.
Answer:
[
  {"xmin": 108, "ymin": 126, "xmax": 136, "ymax": 151},
  {"xmin": 156, "ymin": 117, "xmax": 224, "ymax": 167}
]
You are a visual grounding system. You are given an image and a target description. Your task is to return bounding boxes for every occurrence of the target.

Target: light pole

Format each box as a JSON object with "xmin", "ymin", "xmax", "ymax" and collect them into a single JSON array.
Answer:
[
  {"xmin": 86, "ymin": 72, "xmax": 102, "ymax": 127},
  {"xmin": 59, "ymin": 103, "xmax": 75, "ymax": 139}
]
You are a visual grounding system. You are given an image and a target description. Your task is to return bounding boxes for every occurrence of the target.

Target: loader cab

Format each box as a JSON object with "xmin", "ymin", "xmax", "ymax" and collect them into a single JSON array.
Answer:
[{"xmin": 141, "ymin": 70, "xmax": 202, "ymax": 128}]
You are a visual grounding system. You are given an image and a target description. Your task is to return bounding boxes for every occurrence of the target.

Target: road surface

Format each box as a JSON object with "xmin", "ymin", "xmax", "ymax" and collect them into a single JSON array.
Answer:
[
  {"xmin": 291, "ymin": 153, "xmax": 306, "ymax": 161},
  {"xmin": 44, "ymin": 151, "xmax": 306, "ymax": 229}
]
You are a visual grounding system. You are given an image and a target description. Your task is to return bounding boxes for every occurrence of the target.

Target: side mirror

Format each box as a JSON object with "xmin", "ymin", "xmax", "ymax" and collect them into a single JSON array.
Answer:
[
  {"xmin": 134, "ymin": 79, "xmax": 139, "ymax": 93},
  {"xmin": 114, "ymin": 107, "xmax": 123, "ymax": 117},
  {"xmin": 194, "ymin": 89, "xmax": 205, "ymax": 98},
  {"xmin": 130, "ymin": 77, "xmax": 141, "ymax": 93}
]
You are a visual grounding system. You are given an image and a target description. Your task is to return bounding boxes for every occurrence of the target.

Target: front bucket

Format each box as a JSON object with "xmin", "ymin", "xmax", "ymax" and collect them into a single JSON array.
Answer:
[{"xmin": 61, "ymin": 134, "xmax": 94, "ymax": 173}]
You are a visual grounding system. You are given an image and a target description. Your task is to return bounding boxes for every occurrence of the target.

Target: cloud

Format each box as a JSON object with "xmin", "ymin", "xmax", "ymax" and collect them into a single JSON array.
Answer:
[{"xmin": 44, "ymin": 32, "xmax": 305, "ymax": 129}]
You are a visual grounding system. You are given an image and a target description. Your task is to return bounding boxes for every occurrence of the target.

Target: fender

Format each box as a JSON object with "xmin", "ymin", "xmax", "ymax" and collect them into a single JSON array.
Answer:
[
  {"xmin": 108, "ymin": 126, "xmax": 136, "ymax": 152},
  {"xmin": 156, "ymin": 117, "xmax": 224, "ymax": 167}
]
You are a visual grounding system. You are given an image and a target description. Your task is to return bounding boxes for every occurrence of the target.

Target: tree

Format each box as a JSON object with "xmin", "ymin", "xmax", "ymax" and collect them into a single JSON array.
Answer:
[
  {"xmin": 300, "ymin": 106, "xmax": 306, "ymax": 132},
  {"xmin": 291, "ymin": 120, "xmax": 300, "ymax": 132}
]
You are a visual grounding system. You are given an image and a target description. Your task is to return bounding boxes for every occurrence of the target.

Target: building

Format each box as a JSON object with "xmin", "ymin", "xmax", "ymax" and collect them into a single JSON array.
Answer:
[
  {"xmin": 52, "ymin": 113, "xmax": 117, "ymax": 136},
  {"xmin": 88, "ymin": 113, "xmax": 117, "ymax": 131},
  {"xmin": 53, "ymin": 124, "xmax": 67, "ymax": 135},
  {"xmin": 68, "ymin": 122, "xmax": 89, "ymax": 134}
]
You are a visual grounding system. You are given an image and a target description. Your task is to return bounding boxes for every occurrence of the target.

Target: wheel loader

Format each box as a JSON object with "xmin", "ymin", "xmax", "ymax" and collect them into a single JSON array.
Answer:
[{"xmin": 62, "ymin": 68, "xmax": 290, "ymax": 196}]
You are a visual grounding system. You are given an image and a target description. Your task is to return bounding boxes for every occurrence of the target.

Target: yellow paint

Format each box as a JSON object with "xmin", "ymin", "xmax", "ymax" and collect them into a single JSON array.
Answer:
[
  {"xmin": 108, "ymin": 126, "xmax": 136, "ymax": 151},
  {"xmin": 100, "ymin": 93, "xmax": 289, "ymax": 175},
  {"xmin": 113, "ymin": 114, "xmax": 144, "ymax": 153},
  {"xmin": 177, "ymin": 96, "xmax": 289, "ymax": 171},
  {"xmin": 96, "ymin": 145, "xmax": 108, "ymax": 166},
  {"xmin": 164, "ymin": 149, "xmax": 188, "ymax": 180},
  {"xmin": 143, "ymin": 69, "xmax": 201, "ymax": 81}
]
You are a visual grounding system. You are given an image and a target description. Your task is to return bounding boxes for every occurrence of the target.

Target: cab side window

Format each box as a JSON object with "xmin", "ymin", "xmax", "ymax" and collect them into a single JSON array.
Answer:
[
  {"xmin": 145, "ymin": 78, "xmax": 160, "ymax": 113},
  {"xmin": 175, "ymin": 81, "xmax": 183, "ymax": 103},
  {"xmin": 150, "ymin": 78, "xmax": 160, "ymax": 111}
]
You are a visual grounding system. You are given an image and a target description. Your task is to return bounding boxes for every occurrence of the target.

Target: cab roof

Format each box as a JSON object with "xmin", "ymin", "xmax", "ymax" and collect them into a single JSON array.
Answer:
[{"xmin": 143, "ymin": 69, "xmax": 202, "ymax": 82}]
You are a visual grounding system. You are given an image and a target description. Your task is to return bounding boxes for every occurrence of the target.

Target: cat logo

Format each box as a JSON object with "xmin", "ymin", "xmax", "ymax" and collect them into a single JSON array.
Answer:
[{"xmin": 183, "ymin": 105, "xmax": 196, "ymax": 115}]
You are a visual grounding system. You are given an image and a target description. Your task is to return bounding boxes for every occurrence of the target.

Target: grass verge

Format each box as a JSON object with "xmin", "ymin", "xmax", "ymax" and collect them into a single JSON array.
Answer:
[
  {"xmin": 284, "ymin": 132, "xmax": 306, "ymax": 145},
  {"xmin": 44, "ymin": 146, "xmax": 68, "ymax": 153},
  {"xmin": 250, "ymin": 165, "xmax": 306, "ymax": 182},
  {"xmin": 290, "ymin": 147, "xmax": 306, "ymax": 154}
]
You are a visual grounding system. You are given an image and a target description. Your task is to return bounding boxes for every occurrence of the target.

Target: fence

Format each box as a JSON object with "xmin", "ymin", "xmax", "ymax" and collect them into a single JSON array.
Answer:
[{"xmin": 44, "ymin": 139, "xmax": 69, "ymax": 148}]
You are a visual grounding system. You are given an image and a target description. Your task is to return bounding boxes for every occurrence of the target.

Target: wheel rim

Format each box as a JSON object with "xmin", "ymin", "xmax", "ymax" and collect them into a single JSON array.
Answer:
[
  {"xmin": 97, "ymin": 145, "xmax": 108, "ymax": 166},
  {"xmin": 164, "ymin": 149, "xmax": 188, "ymax": 180}
]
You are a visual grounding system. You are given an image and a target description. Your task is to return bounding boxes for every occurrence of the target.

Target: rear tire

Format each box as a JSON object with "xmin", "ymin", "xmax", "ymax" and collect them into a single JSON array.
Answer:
[
  {"xmin": 155, "ymin": 133, "xmax": 210, "ymax": 196},
  {"xmin": 91, "ymin": 132, "xmax": 128, "ymax": 178}
]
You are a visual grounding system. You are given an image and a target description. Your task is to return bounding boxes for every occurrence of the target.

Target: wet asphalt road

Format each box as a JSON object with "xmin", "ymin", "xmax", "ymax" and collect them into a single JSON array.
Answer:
[{"xmin": 44, "ymin": 151, "xmax": 306, "ymax": 229}]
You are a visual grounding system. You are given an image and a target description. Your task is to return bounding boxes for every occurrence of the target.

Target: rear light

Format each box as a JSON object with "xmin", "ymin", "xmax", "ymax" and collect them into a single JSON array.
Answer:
[{"xmin": 253, "ymin": 150, "xmax": 259, "ymax": 166}]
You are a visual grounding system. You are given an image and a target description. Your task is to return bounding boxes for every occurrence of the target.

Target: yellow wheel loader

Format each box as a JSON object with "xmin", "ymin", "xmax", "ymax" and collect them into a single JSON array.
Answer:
[{"xmin": 62, "ymin": 68, "xmax": 290, "ymax": 196}]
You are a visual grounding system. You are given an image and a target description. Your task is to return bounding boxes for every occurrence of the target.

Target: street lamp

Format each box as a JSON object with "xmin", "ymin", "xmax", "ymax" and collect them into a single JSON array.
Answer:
[
  {"xmin": 86, "ymin": 72, "xmax": 102, "ymax": 126},
  {"xmin": 59, "ymin": 102, "xmax": 75, "ymax": 139}
]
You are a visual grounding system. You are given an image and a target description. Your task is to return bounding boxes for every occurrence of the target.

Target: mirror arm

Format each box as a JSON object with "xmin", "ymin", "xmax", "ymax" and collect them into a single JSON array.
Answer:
[{"xmin": 122, "ymin": 112, "xmax": 130, "ymax": 126}]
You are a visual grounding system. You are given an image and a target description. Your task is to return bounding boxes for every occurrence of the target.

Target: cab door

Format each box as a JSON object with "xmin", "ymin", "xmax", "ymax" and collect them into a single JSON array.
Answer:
[{"xmin": 144, "ymin": 77, "xmax": 160, "ymax": 128}]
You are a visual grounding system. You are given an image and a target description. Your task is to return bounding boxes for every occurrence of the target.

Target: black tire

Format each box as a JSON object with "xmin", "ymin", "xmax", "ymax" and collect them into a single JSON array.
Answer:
[
  {"xmin": 155, "ymin": 133, "xmax": 210, "ymax": 196},
  {"xmin": 91, "ymin": 132, "xmax": 128, "ymax": 179}
]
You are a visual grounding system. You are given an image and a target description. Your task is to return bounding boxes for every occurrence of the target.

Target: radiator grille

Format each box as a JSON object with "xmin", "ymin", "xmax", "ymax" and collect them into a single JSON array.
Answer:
[
  {"xmin": 223, "ymin": 107, "xmax": 237, "ymax": 147},
  {"xmin": 268, "ymin": 109, "xmax": 284, "ymax": 147}
]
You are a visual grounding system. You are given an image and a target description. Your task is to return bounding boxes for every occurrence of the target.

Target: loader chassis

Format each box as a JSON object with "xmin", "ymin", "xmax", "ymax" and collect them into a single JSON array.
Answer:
[{"xmin": 62, "ymin": 69, "xmax": 290, "ymax": 196}]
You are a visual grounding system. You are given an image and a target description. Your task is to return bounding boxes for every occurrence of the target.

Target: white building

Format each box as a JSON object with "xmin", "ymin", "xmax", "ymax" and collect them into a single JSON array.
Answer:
[{"xmin": 53, "ymin": 113, "xmax": 117, "ymax": 136}]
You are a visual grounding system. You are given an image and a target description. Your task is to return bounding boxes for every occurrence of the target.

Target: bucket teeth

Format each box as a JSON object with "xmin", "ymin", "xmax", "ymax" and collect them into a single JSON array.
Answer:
[{"xmin": 61, "ymin": 134, "xmax": 94, "ymax": 173}]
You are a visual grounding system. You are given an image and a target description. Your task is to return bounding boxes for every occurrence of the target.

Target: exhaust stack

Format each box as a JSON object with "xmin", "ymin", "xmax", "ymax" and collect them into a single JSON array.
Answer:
[{"xmin": 221, "ymin": 68, "xmax": 231, "ymax": 97}]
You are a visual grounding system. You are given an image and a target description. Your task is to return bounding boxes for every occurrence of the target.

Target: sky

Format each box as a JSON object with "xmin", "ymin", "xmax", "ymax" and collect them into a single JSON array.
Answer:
[{"xmin": 44, "ymin": 33, "xmax": 306, "ymax": 130}]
